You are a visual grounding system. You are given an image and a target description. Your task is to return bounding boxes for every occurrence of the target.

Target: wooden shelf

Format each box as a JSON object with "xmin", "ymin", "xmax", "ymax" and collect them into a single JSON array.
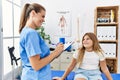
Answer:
[
  {"xmin": 99, "ymin": 40, "xmax": 117, "ymax": 43},
  {"xmin": 106, "ymin": 57, "xmax": 117, "ymax": 60},
  {"xmin": 94, "ymin": 6, "xmax": 119, "ymax": 73},
  {"xmin": 96, "ymin": 22, "xmax": 118, "ymax": 26}
]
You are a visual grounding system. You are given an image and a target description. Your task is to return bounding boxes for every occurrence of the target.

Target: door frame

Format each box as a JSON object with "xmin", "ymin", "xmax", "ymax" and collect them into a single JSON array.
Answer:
[{"xmin": 0, "ymin": 0, "xmax": 3, "ymax": 80}]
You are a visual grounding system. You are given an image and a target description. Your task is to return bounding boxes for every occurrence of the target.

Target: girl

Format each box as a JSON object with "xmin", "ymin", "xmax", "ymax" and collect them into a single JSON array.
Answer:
[{"xmin": 54, "ymin": 32, "xmax": 112, "ymax": 80}]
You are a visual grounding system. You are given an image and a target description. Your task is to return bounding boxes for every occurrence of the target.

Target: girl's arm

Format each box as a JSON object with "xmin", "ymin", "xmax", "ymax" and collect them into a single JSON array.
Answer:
[
  {"xmin": 53, "ymin": 58, "xmax": 77, "ymax": 80},
  {"xmin": 100, "ymin": 60, "xmax": 113, "ymax": 80},
  {"xmin": 61, "ymin": 58, "xmax": 77, "ymax": 80}
]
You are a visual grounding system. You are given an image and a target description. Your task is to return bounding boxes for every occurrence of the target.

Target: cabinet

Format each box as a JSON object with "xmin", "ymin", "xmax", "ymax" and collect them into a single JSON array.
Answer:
[
  {"xmin": 50, "ymin": 51, "xmax": 76, "ymax": 71},
  {"xmin": 94, "ymin": 6, "xmax": 119, "ymax": 73}
]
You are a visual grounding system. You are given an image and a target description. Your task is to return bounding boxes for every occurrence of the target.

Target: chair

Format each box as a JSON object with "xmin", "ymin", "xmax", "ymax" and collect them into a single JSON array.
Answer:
[
  {"xmin": 8, "ymin": 46, "xmax": 21, "ymax": 80},
  {"xmin": 8, "ymin": 46, "xmax": 20, "ymax": 66}
]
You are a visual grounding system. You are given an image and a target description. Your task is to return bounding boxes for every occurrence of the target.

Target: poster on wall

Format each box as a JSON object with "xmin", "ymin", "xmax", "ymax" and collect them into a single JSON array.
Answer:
[{"xmin": 54, "ymin": 10, "xmax": 71, "ymax": 37}]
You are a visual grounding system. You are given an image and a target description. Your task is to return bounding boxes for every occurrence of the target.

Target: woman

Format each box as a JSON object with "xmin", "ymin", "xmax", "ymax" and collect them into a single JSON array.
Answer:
[
  {"xmin": 53, "ymin": 32, "xmax": 112, "ymax": 80},
  {"xmin": 19, "ymin": 3, "xmax": 64, "ymax": 80}
]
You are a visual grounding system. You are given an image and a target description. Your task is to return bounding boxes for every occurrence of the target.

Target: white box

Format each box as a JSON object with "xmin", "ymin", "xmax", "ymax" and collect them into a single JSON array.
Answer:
[
  {"xmin": 100, "ymin": 43, "xmax": 116, "ymax": 58},
  {"xmin": 97, "ymin": 26, "xmax": 116, "ymax": 40}
]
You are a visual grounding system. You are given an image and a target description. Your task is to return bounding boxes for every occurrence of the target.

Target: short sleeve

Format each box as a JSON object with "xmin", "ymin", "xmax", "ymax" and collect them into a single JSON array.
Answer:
[
  {"xmin": 25, "ymin": 31, "xmax": 41, "ymax": 57},
  {"xmin": 73, "ymin": 50, "xmax": 79, "ymax": 59},
  {"xmin": 99, "ymin": 52, "xmax": 105, "ymax": 61}
]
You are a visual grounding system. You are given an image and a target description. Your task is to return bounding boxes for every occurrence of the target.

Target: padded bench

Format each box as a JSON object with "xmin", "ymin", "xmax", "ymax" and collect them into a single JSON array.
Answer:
[{"xmin": 52, "ymin": 70, "xmax": 120, "ymax": 80}]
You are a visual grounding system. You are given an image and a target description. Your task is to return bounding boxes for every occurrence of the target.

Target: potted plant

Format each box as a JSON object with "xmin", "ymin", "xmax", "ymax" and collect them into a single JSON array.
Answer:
[{"xmin": 36, "ymin": 26, "xmax": 51, "ymax": 44}]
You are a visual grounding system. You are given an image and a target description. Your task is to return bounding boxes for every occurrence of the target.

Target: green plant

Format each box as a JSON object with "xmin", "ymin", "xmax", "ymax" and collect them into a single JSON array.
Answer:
[{"xmin": 36, "ymin": 26, "xmax": 51, "ymax": 44}]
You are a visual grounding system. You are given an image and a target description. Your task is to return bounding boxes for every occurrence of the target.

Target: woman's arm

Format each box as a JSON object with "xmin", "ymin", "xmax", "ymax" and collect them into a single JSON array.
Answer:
[
  {"xmin": 100, "ymin": 60, "xmax": 113, "ymax": 80},
  {"xmin": 29, "ymin": 43, "xmax": 64, "ymax": 71}
]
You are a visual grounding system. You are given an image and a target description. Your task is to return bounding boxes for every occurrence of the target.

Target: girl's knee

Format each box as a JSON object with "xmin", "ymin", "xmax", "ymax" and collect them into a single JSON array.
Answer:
[{"xmin": 75, "ymin": 78, "xmax": 86, "ymax": 80}]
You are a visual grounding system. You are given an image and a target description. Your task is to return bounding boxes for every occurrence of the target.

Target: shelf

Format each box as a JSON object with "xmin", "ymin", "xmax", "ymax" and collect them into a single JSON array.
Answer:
[
  {"xmin": 97, "ymin": 6, "xmax": 119, "ymax": 9},
  {"xmin": 106, "ymin": 57, "xmax": 117, "ymax": 60},
  {"xmin": 96, "ymin": 22, "xmax": 118, "ymax": 26},
  {"xmin": 94, "ymin": 6, "xmax": 119, "ymax": 73},
  {"xmin": 99, "ymin": 40, "xmax": 117, "ymax": 43}
]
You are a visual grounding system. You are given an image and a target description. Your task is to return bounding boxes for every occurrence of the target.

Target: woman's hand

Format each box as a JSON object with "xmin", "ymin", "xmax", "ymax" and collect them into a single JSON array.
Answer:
[{"xmin": 53, "ymin": 43, "xmax": 64, "ymax": 58}]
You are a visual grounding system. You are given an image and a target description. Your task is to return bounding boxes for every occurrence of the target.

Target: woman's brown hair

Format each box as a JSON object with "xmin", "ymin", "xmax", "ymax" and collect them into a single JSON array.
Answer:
[
  {"xmin": 19, "ymin": 3, "xmax": 46, "ymax": 33},
  {"xmin": 77, "ymin": 32, "xmax": 103, "ymax": 66}
]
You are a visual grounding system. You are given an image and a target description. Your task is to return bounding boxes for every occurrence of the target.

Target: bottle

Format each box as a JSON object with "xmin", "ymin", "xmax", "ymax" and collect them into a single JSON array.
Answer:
[{"xmin": 110, "ymin": 10, "xmax": 114, "ymax": 23}]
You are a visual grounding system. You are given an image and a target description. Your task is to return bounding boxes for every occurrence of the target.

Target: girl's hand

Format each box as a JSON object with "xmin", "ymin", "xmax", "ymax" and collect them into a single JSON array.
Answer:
[{"xmin": 52, "ymin": 77, "xmax": 63, "ymax": 80}]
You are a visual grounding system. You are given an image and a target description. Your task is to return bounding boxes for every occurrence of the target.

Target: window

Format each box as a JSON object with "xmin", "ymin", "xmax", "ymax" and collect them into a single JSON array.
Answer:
[{"xmin": 2, "ymin": 0, "xmax": 21, "ymax": 78}]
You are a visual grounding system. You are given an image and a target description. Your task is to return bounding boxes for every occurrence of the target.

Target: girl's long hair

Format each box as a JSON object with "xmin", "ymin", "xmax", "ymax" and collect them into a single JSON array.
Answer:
[
  {"xmin": 19, "ymin": 3, "xmax": 46, "ymax": 33},
  {"xmin": 77, "ymin": 32, "xmax": 104, "ymax": 66}
]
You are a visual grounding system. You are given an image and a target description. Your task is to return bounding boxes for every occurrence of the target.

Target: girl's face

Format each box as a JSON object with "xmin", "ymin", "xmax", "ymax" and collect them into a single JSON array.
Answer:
[
  {"xmin": 83, "ymin": 35, "xmax": 93, "ymax": 49},
  {"xmin": 32, "ymin": 10, "xmax": 46, "ymax": 28}
]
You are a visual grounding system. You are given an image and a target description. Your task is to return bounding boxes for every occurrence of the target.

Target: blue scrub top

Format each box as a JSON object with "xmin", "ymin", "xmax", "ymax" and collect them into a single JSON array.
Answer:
[{"xmin": 20, "ymin": 27, "xmax": 51, "ymax": 80}]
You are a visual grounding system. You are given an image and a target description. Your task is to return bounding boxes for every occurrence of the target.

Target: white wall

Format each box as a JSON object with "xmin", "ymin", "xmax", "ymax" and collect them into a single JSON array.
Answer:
[{"xmin": 21, "ymin": 0, "xmax": 120, "ymax": 73}]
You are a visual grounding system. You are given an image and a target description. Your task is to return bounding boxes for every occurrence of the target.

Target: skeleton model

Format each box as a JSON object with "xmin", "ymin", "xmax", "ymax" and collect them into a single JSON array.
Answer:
[{"xmin": 58, "ymin": 15, "xmax": 67, "ymax": 34}]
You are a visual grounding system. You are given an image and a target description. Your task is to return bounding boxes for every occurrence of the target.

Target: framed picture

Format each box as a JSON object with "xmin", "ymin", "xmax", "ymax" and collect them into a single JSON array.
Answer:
[{"xmin": 54, "ymin": 10, "xmax": 71, "ymax": 37}]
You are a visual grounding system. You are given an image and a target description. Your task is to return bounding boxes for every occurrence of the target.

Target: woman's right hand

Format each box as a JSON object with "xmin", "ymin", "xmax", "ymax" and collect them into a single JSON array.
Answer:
[{"xmin": 53, "ymin": 43, "xmax": 64, "ymax": 58}]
